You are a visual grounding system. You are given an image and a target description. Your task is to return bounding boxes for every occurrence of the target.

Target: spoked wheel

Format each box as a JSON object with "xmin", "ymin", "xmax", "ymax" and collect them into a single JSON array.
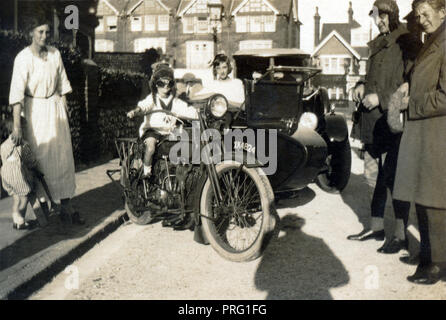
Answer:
[
  {"xmin": 124, "ymin": 153, "xmax": 155, "ymax": 225},
  {"xmin": 200, "ymin": 161, "xmax": 276, "ymax": 262},
  {"xmin": 316, "ymin": 138, "xmax": 352, "ymax": 193}
]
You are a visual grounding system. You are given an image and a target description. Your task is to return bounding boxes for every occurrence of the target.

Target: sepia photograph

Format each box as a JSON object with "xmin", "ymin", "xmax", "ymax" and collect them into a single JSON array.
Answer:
[{"xmin": 0, "ymin": 0, "xmax": 445, "ymax": 303}]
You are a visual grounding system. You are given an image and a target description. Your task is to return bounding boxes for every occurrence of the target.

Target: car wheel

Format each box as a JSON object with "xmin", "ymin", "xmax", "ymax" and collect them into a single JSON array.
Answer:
[{"xmin": 316, "ymin": 138, "xmax": 352, "ymax": 193}]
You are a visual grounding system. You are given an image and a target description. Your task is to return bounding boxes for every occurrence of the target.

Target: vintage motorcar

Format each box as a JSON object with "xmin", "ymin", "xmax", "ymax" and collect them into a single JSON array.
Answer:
[{"xmin": 230, "ymin": 48, "xmax": 352, "ymax": 194}]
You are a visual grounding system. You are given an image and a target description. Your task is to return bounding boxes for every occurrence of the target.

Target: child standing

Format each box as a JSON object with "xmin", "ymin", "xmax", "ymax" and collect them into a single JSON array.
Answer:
[
  {"xmin": 127, "ymin": 64, "xmax": 198, "ymax": 177},
  {"xmin": 1, "ymin": 116, "xmax": 45, "ymax": 229}
]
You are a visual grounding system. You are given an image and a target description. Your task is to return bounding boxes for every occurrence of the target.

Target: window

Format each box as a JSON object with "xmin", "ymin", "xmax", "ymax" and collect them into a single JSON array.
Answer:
[
  {"xmin": 351, "ymin": 29, "xmax": 370, "ymax": 47},
  {"xmin": 183, "ymin": 17, "xmax": 194, "ymax": 33},
  {"xmin": 197, "ymin": 17, "xmax": 209, "ymax": 33},
  {"xmin": 134, "ymin": 38, "xmax": 166, "ymax": 53},
  {"xmin": 106, "ymin": 16, "xmax": 117, "ymax": 32},
  {"xmin": 131, "ymin": 16, "xmax": 142, "ymax": 31},
  {"xmin": 337, "ymin": 88, "xmax": 345, "ymax": 100},
  {"xmin": 235, "ymin": 16, "xmax": 248, "ymax": 32},
  {"xmin": 250, "ymin": 16, "xmax": 262, "ymax": 32},
  {"xmin": 95, "ymin": 18, "xmax": 104, "ymax": 33},
  {"xmin": 145, "ymin": 15, "xmax": 156, "ymax": 32},
  {"xmin": 323, "ymin": 58, "xmax": 330, "ymax": 72},
  {"xmin": 264, "ymin": 15, "xmax": 275, "ymax": 32},
  {"xmin": 321, "ymin": 56, "xmax": 348, "ymax": 74},
  {"xmin": 95, "ymin": 39, "xmax": 114, "ymax": 52},
  {"xmin": 235, "ymin": 15, "xmax": 276, "ymax": 33},
  {"xmin": 158, "ymin": 15, "xmax": 169, "ymax": 31}
]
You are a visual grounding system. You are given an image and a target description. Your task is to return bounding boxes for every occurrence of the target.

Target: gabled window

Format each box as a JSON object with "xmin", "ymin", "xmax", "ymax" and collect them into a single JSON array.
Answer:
[
  {"xmin": 158, "ymin": 15, "xmax": 169, "ymax": 31},
  {"xmin": 145, "ymin": 15, "xmax": 156, "ymax": 32},
  {"xmin": 106, "ymin": 16, "xmax": 117, "ymax": 32},
  {"xmin": 235, "ymin": 15, "xmax": 276, "ymax": 33},
  {"xmin": 131, "ymin": 16, "xmax": 142, "ymax": 31}
]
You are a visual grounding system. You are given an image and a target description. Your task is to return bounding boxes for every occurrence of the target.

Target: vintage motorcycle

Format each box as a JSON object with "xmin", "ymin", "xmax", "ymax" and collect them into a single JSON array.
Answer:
[{"xmin": 107, "ymin": 94, "xmax": 277, "ymax": 262}]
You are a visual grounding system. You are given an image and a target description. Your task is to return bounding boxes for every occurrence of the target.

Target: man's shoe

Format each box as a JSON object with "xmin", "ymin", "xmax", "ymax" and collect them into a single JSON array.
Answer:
[
  {"xmin": 400, "ymin": 254, "xmax": 420, "ymax": 265},
  {"xmin": 347, "ymin": 229, "xmax": 385, "ymax": 241},
  {"xmin": 407, "ymin": 264, "xmax": 444, "ymax": 285},
  {"xmin": 378, "ymin": 237, "xmax": 408, "ymax": 254}
]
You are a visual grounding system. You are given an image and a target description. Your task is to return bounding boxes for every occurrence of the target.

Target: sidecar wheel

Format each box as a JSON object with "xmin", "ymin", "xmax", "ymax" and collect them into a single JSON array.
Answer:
[
  {"xmin": 316, "ymin": 138, "xmax": 351, "ymax": 193},
  {"xmin": 200, "ymin": 161, "xmax": 276, "ymax": 262}
]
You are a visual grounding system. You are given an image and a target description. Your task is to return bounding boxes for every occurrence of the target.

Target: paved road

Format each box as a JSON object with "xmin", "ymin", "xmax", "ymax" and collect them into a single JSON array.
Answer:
[{"xmin": 30, "ymin": 139, "xmax": 446, "ymax": 300}]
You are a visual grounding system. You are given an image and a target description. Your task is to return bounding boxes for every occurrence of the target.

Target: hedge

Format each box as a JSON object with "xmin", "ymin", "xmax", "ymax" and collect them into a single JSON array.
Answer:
[{"xmin": 96, "ymin": 67, "xmax": 148, "ymax": 157}]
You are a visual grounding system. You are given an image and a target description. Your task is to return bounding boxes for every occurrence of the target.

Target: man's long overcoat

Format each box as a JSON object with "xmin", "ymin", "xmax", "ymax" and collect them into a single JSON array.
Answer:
[
  {"xmin": 359, "ymin": 24, "xmax": 419, "ymax": 146},
  {"xmin": 394, "ymin": 22, "xmax": 446, "ymax": 209}
]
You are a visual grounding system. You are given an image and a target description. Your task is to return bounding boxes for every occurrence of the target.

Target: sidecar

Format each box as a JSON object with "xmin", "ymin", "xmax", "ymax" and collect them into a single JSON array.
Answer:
[{"xmin": 232, "ymin": 49, "xmax": 351, "ymax": 193}]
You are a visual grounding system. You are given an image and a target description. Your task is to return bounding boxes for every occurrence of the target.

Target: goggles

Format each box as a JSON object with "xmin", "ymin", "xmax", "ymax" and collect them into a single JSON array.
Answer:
[{"xmin": 156, "ymin": 79, "xmax": 175, "ymax": 88}]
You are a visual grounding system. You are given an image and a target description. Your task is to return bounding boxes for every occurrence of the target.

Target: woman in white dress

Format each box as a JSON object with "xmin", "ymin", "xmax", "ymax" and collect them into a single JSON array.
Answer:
[{"xmin": 9, "ymin": 17, "xmax": 84, "ymax": 224}]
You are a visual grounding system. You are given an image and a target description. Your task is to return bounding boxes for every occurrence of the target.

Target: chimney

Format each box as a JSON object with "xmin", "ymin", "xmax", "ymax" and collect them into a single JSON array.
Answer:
[
  {"xmin": 314, "ymin": 6, "xmax": 320, "ymax": 47},
  {"xmin": 348, "ymin": 1, "xmax": 353, "ymax": 25}
]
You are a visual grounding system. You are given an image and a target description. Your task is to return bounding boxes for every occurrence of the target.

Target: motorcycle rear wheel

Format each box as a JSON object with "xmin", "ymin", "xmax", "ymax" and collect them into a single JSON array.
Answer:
[{"xmin": 200, "ymin": 161, "xmax": 276, "ymax": 262}]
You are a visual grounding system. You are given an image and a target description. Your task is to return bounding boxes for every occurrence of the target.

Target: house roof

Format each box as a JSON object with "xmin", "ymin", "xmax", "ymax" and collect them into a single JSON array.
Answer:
[
  {"xmin": 106, "ymin": 0, "xmax": 180, "ymax": 14},
  {"xmin": 320, "ymin": 21, "xmax": 361, "ymax": 44},
  {"xmin": 230, "ymin": 0, "xmax": 293, "ymax": 15},
  {"xmin": 353, "ymin": 46, "xmax": 369, "ymax": 59},
  {"xmin": 178, "ymin": 0, "xmax": 233, "ymax": 17},
  {"xmin": 313, "ymin": 30, "xmax": 361, "ymax": 60}
]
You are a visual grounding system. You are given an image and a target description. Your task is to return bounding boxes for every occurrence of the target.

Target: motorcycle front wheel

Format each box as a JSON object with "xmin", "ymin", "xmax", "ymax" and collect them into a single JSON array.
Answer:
[{"xmin": 200, "ymin": 161, "xmax": 276, "ymax": 262}]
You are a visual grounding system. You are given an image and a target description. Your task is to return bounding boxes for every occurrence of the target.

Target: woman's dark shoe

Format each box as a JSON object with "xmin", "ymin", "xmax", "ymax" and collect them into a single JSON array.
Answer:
[
  {"xmin": 347, "ymin": 229, "xmax": 385, "ymax": 241},
  {"xmin": 71, "ymin": 212, "xmax": 86, "ymax": 225},
  {"xmin": 407, "ymin": 264, "xmax": 445, "ymax": 285},
  {"xmin": 377, "ymin": 237, "xmax": 408, "ymax": 254}
]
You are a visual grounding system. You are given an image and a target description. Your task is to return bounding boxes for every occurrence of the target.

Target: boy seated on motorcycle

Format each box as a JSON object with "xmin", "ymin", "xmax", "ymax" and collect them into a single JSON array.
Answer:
[{"xmin": 127, "ymin": 64, "xmax": 198, "ymax": 177}]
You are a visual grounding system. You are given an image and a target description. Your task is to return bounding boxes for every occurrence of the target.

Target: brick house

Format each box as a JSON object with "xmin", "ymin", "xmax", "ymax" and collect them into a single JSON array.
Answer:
[
  {"xmin": 95, "ymin": 0, "xmax": 180, "ymax": 56},
  {"xmin": 311, "ymin": 2, "xmax": 369, "ymax": 107},
  {"xmin": 94, "ymin": 0, "xmax": 302, "ymax": 68}
]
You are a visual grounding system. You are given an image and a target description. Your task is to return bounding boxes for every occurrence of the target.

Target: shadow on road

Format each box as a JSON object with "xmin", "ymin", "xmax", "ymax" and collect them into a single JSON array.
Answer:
[
  {"xmin": 340, "ymin": 172, "xmax": 372, "ymax": 232},
  {"xmin": 255, "ymin": 214, "xmax": 349, "ymax": 299},
  {"xmin": 275, "ymin": 187, "xmax": 316, "ymax": 210},
  {"xmin": 0, "ymin": 182, "xmax": 124, "ymax": 272}
]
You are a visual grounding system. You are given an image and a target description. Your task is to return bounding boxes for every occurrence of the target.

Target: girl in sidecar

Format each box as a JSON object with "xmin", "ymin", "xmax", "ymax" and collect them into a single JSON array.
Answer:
[{"xmin": 126, "ymin": 64, "xmax": 198, "ymax": 177}]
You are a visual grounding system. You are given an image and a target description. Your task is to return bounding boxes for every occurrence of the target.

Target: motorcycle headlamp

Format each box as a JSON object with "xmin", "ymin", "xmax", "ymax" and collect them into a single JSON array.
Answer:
[
  {"xmin": 207, "ymin": 94, "xmax": 228, "ymax": 119},
  {"xmin": 298, "ymin": 112, "xmax": 318, "ymax": 130}
]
